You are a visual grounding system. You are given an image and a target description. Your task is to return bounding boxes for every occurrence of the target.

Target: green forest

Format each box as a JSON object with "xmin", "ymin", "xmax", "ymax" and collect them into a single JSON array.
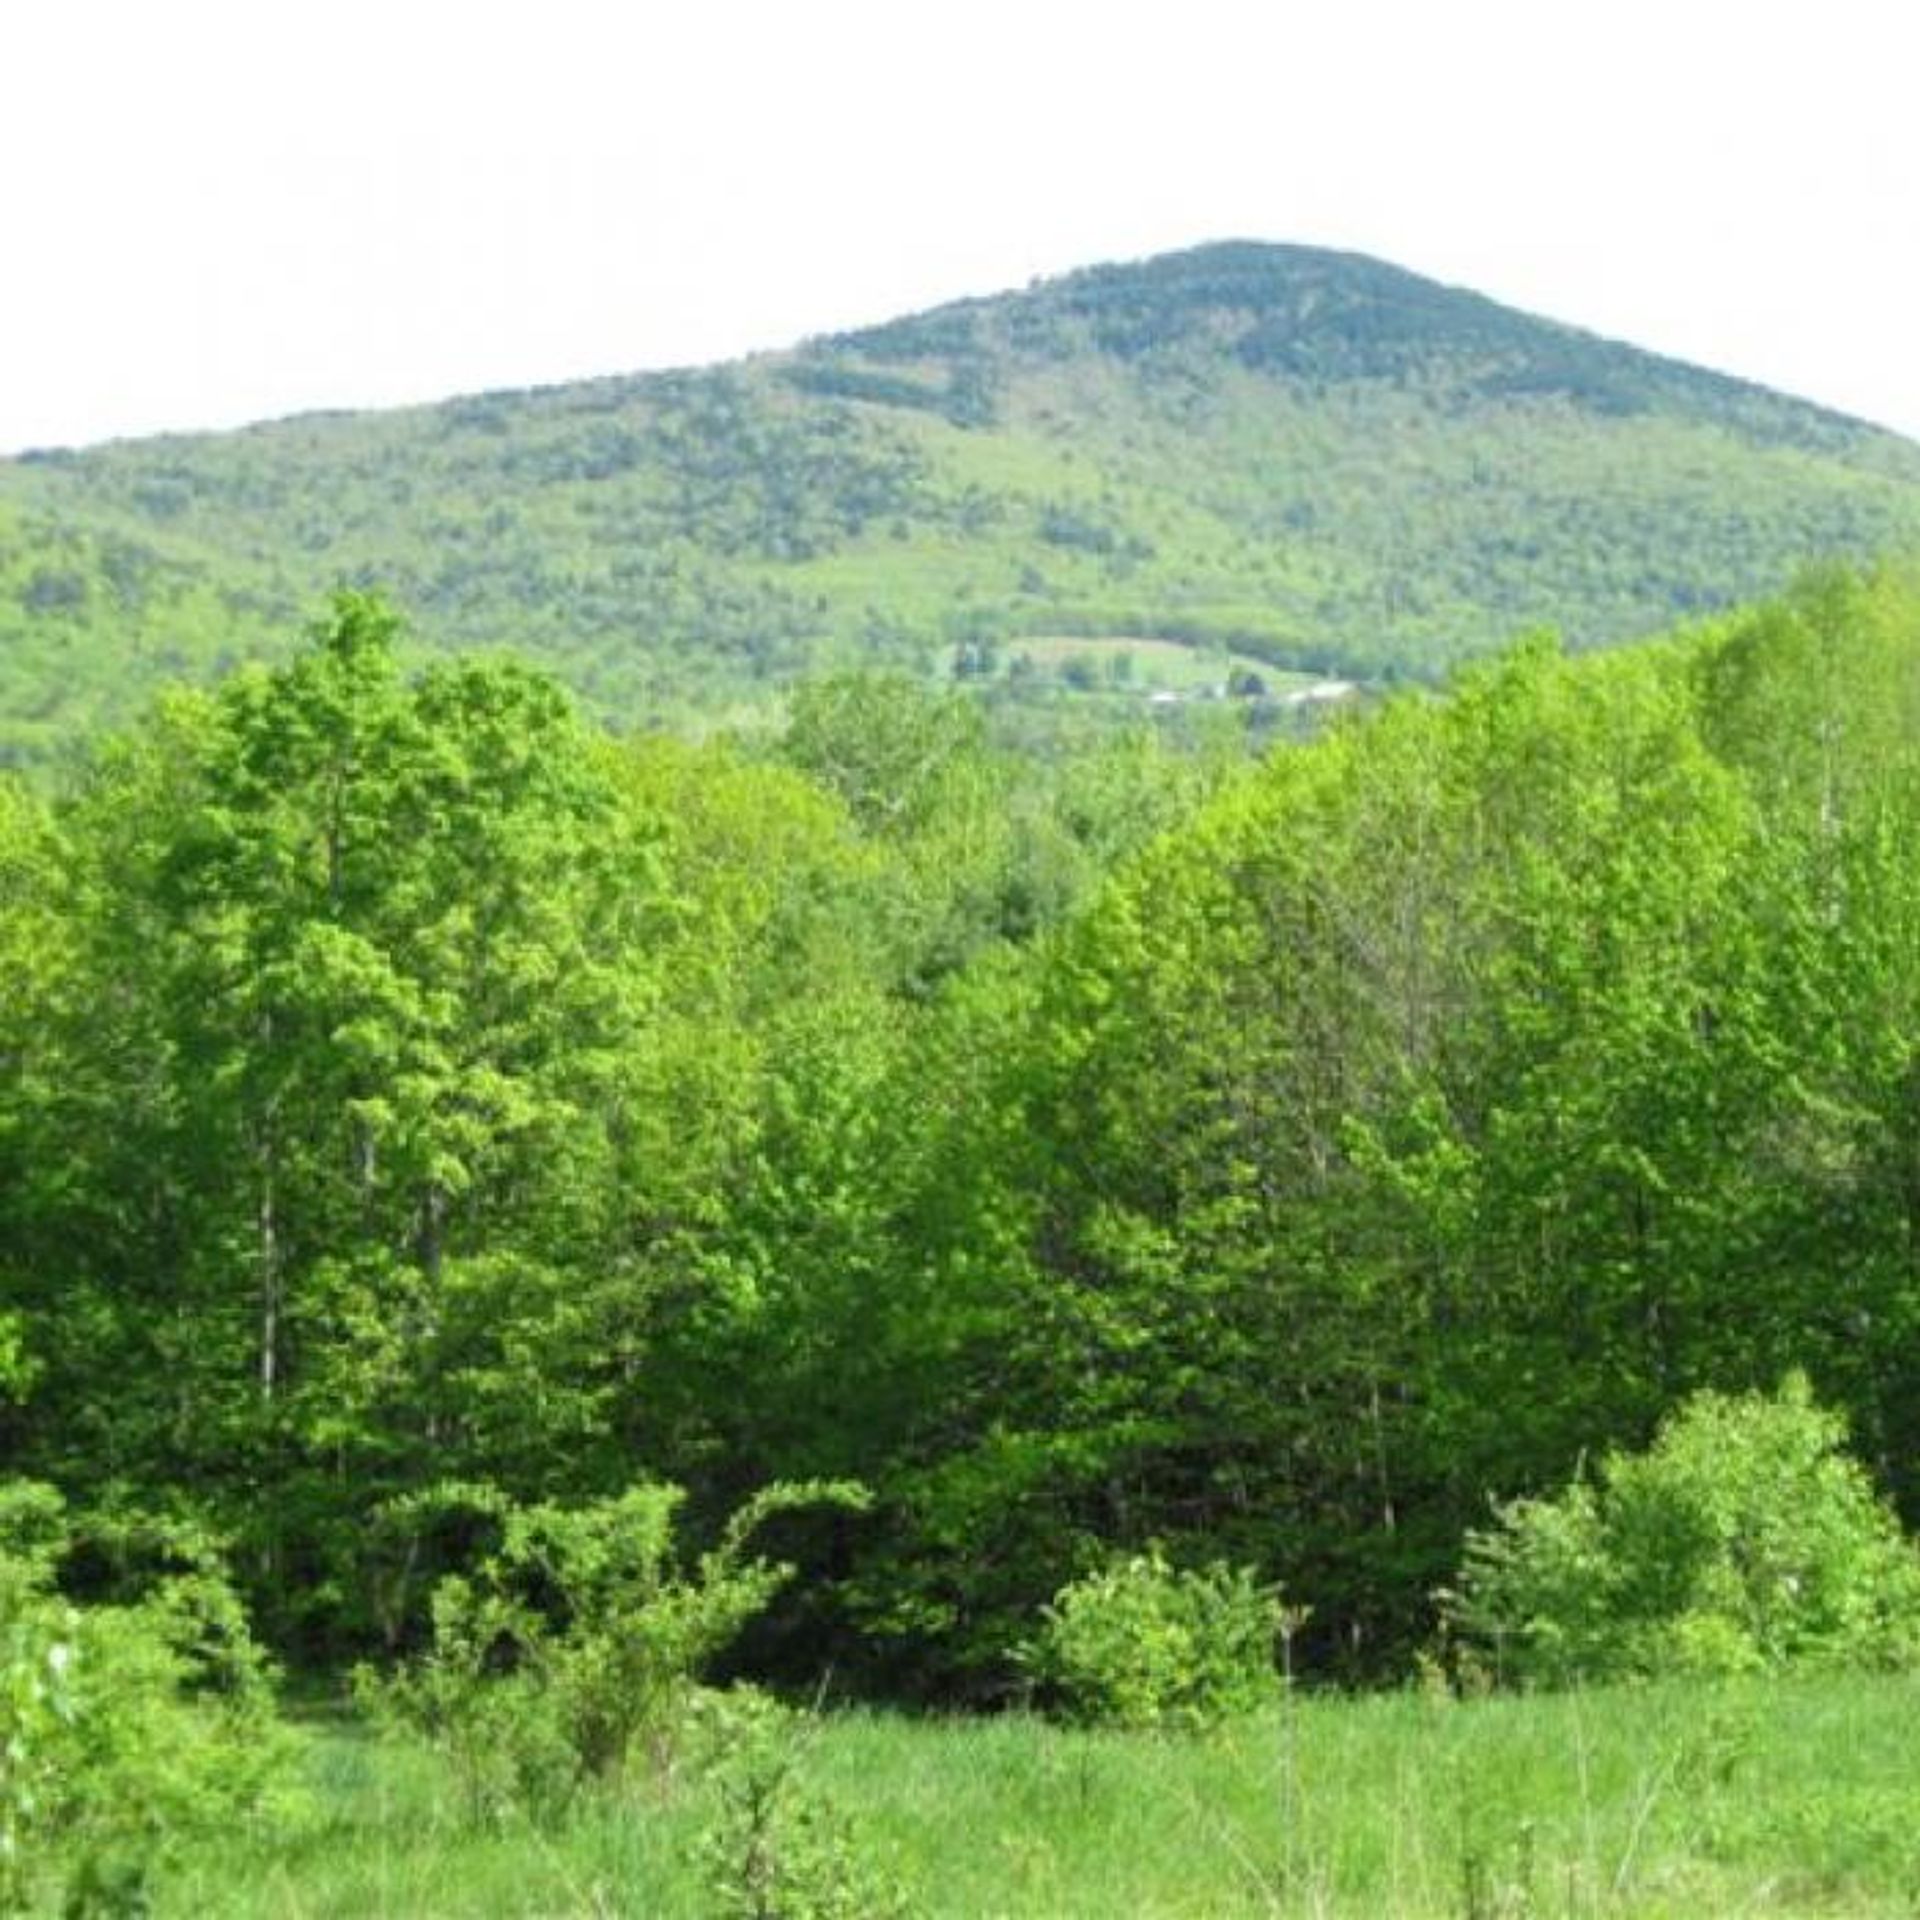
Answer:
[
  {"xmin": 9, "ymin": 557, "xmax": 1920, "ymax": 1911},
  {"xmin": 6, "ymin": 243, "xmax": 1920, "ymax": 763},
  {"xmin": 10, "ymin": 242, "xmax": 1920, "ymax": 1914}
]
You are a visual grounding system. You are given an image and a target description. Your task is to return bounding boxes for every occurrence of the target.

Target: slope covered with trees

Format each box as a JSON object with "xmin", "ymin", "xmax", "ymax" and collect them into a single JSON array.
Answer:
[
  {"xmin": 7, "ymin": 566, "xmax": 1920, "ymax": 1702},
  {"xmin": 4, "ymin": 242, "xmax": 1919, "ymax": 761}
]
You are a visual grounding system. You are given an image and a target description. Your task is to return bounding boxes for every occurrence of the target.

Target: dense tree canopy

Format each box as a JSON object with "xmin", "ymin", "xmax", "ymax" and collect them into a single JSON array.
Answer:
[{"xmin": 6, "ymin": 568, "xmax": 1920, "ymax": 1694}]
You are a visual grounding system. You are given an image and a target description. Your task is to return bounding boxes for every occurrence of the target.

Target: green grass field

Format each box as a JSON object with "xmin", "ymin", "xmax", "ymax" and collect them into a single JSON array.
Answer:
[
  {"xmin": 156, "ymin": 1675, "xmax": 1920, "ymax": 1916},
  {"xmin": 999, "ymin": 635, "xmax": 1319, "ymax": 693}
]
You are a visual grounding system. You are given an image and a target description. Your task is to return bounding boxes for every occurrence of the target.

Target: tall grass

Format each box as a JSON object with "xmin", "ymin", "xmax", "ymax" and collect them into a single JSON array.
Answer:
[{"xmin": 162, "ymin": 1674, "xmax": 1920, "ymax": 1916}]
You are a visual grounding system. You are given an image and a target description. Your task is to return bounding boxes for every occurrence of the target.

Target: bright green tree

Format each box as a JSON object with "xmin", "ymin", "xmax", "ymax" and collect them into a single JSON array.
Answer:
[{"xmin": 8, "ymin": 596, "xmax": 671, "ymax": 1645}]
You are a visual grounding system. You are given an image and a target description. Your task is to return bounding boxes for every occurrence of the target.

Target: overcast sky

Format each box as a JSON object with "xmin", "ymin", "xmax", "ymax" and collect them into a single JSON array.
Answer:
[{"xmin": 5, "ymin": 0, "xmax": 1916, "ymax": 455}]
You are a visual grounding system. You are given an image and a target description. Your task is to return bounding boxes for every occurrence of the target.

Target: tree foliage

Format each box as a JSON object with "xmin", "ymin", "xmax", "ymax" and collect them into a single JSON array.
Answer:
[
  {"xmin": 1444, "ymin": 1376, "xmax": 1920, "ymax": 1684},
  {"xmin": 7, "ymin": 568, "xmax": 1920, "ymax": 1703}
]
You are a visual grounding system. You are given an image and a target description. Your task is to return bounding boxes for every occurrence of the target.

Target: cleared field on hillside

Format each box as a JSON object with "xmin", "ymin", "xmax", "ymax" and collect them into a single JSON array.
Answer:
[{"xmin": 1002, "ymin": 633, "xmax": 1321, "ymax": 692}]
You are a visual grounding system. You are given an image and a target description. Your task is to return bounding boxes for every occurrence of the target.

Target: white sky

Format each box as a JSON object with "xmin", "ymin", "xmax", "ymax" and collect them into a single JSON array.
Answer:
[{"xmin": 4, "ymin": 0, "xmax": 1917, "ymax": 455}]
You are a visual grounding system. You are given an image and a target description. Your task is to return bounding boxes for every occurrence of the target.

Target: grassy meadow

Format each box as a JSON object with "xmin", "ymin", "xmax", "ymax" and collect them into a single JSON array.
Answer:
[
  {"xmin": 158, "ymin": 1675, "xmax": 1920, "ymax": 1917},
  {"xmin": 996, "ymin": 635, "xmax": 1318, "ymax": 692}
]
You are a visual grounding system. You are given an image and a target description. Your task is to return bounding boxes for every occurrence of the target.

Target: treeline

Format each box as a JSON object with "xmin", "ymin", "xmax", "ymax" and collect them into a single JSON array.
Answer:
[{"xmin": 4, "ymin": 566, "xmax": 1920, "ymax": 1696}]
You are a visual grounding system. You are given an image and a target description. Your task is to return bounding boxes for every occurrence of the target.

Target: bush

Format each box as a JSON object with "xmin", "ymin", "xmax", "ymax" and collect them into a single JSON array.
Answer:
[
  {"xmin": 693, "ymin": 1690, "xmax": 910, "ymax": 1920},
  {"xmin": 371, "ymin": 1477, "xmax": 868, "ymax": 1821},
  {"xmin": 1022, "ymin": 1550, "xmax": 1290, "ymax": 1730},
  {"xmin": 0, "ymin": 1482, "xmax": 289, "ymax": 1914},
  {"xmin": 1443, "ymin": 1375, "xmax": 1920, "ymax": 1686}
]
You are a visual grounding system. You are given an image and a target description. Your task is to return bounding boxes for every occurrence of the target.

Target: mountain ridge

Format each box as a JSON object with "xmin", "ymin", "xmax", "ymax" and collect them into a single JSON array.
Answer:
[
  {"xmin": 822, "ymin": 240, "xmax": 1884, "ymax": 437},
  {"xmin": 11, "ymin": 241, "xmax": 1899, "ymax": 455},
  {"xmin": 3, "ymin": 239, "xmax": 1918, "ymax": 761}
]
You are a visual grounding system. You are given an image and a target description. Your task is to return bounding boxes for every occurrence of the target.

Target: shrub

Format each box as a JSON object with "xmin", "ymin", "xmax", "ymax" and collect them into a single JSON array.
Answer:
[
  {"xmin": 1022, "ymin": 1550, "xmax": 1288, "ymax": 1730},
  {"xmin": 0, "ymin": 1482, "xmax": 289, "ymax": 1914},
  {"xmin": 1443, "ymin": 1375, "xmax": 1920, "ymax": 1686},
  {"xmin": 693, "ymin": 1690, "xmax": 910, "ymax": 1920},
  {"xmin": 371, "ymin": 1477, "xmax": 869, "ymax": 1821}
]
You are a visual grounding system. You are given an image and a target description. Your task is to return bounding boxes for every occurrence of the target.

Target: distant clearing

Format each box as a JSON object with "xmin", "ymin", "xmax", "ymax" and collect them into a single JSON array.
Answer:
[{"xmin": 1001, "ymin": 633, "xmax": 1318, "ymax": 692}]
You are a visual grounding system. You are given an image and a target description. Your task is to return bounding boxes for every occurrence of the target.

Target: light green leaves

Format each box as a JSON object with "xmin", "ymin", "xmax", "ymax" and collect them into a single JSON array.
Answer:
[{"xmin": 1445, "ymin": 1377, "xmax": 1920, "ymax": 1686}]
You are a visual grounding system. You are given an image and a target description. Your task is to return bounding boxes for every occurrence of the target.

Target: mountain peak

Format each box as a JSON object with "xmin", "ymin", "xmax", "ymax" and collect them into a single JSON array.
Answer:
[
  {"xmin": 3, "ymin": 240, "xmax": 1918, "ymax": 763},
  {"xmin": 820, "ymin": 238, "xmax": 1859, "ymax": 435}
]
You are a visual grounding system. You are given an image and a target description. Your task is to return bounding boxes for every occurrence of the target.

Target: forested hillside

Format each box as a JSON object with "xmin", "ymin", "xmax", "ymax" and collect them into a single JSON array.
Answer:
[
  {"xmin": 4, "ymin": 241, "xmax": 1920, "ymax": 761},
  {"xmin": 6, "ymin": 564, "xmax": 1920, "ymax": 1697}
]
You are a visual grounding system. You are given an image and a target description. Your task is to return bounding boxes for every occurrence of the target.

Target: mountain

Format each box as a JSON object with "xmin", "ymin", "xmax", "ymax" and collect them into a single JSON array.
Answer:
[{"xmin": 4, "ymin": 240, "xmax": 1919, "ymax": 760}]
